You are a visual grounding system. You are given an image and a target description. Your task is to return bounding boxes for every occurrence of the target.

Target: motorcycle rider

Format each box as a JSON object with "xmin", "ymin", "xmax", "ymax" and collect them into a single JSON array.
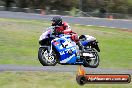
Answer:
[{"xmin": 51, "ymin": 16, "xmax": 84, "ymax": 51}]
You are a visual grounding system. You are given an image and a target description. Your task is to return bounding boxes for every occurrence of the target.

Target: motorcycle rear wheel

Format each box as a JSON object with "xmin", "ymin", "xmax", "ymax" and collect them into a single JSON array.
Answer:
[
  {"xmin": 38, "ymin": 47, "xmax": 57, "ymax": 66},
  {"xmin": 83, "ymin": 48, "xmax": 99, "ymax": 68}
]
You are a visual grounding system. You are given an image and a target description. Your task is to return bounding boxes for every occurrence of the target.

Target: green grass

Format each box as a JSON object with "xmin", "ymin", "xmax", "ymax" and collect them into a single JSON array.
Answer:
[
  {"xmin": 0, "ymin": 18, "xmax": 132, "ymax": 88},
  {"xmin": 0, "ymin": 18, "xmax": 48, "ymax": 65},
  {"xmin": 0, "ymin": 72, "xmax": 131, "ymax": 88},
  {"xmin": 0, "ymin": 18, "xmax": 132, "ymax": 68}
]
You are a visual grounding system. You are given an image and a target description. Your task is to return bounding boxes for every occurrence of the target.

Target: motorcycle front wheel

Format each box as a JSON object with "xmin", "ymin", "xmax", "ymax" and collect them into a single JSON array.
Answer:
[{"xmin": 38, "ymin": 47, "xmax": 57, "ymax": 66}]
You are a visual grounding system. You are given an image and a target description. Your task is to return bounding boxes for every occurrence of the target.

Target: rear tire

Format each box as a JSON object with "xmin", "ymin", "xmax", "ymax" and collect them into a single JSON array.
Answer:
[
  {"xmin": 38, "ymin": 47, "xmax": 57, "ymax": 66},
  {"xmin": 83, "ymin": 49, "xmax": 99, "ymax": 68}
]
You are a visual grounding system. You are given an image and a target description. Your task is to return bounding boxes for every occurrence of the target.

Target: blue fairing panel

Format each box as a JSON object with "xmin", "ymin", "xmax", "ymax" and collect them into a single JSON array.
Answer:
[
  {"xmin": 52, "ymin": 36, "xmax": 77, "ymax": 64},
  {"xmin": 59, "ymin": 48, "xmax": 77, "ymax": 63},
  {"xmin": 81, "ymin": 40, "xmax": 89, "ymax": 46}
]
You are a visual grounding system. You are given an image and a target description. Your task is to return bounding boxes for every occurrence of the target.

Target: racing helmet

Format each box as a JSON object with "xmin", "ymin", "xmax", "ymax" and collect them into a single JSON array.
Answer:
[{"xmin": 51, "ymin": 16, "xmax": 62, "ymax": 26}]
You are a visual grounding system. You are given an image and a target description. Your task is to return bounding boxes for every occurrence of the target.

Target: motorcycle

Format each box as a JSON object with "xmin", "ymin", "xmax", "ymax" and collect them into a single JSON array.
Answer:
[{"xmin": 38, "ymin": 26, "xmax": 100, "ymax": 68}]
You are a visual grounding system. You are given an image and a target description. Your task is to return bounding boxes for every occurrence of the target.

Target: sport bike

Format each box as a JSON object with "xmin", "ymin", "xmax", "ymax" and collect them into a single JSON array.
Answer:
[{"xmin": 38, "ymin": 26, "xmax": 100, "ymax": 68}]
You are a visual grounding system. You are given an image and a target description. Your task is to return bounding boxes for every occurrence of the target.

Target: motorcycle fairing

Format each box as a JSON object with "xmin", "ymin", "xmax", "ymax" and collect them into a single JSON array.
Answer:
[{"xmin": 52, "ymin": 35, "xmax": 78, "ymax": 64}]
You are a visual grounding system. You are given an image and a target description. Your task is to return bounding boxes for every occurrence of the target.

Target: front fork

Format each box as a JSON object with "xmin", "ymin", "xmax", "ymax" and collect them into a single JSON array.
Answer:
[{"xmin": 39, "ymin": 43, "xmax": 53, "ymax": 56}]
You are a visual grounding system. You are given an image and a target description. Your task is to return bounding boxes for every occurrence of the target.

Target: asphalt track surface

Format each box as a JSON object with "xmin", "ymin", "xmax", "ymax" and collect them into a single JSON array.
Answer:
[
  {"xmin": 0, "ymin": 11, "xmax": 132, "ymax": 29},
  {"xmin": 0, "ymin": 65, "xmax": 132, "ymax": 74},
  {"xmin": 0, "ymin": 11, "xmax": 132, "ymax": 74}
]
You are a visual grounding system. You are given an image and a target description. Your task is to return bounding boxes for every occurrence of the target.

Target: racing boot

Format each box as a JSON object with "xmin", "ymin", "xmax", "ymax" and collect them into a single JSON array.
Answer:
[{"xmin": 76, "ymin": 41, "xmax": 84, "ymax": 52}]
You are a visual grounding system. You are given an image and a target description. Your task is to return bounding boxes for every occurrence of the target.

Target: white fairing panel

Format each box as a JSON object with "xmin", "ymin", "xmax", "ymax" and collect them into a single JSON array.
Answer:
[
  {"xmin": 39, "ymin": 30, "xmax": 50, "ymax": 41},
  {"xmin": 39, "ymin": 26, "xmax": 54, "ymax": 41},
  {"xmin": 85, "ymin": 35, "xmax": 96, "ymax": 41}
]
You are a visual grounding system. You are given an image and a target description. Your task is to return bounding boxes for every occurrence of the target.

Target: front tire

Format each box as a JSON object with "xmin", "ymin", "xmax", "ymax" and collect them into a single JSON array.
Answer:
[
  {"xmin": 83, "ymin": 49, "xmax": 99, "ymax": 68},
  {"xmin": 38, "ymin": 47, "xmax": 57, "ymax": 66}
]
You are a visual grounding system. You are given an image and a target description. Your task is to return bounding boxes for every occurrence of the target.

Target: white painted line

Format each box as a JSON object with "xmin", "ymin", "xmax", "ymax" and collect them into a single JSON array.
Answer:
[{"xmin": 74, "ymin": 23, "xmax": 130, "ymax": 30}]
